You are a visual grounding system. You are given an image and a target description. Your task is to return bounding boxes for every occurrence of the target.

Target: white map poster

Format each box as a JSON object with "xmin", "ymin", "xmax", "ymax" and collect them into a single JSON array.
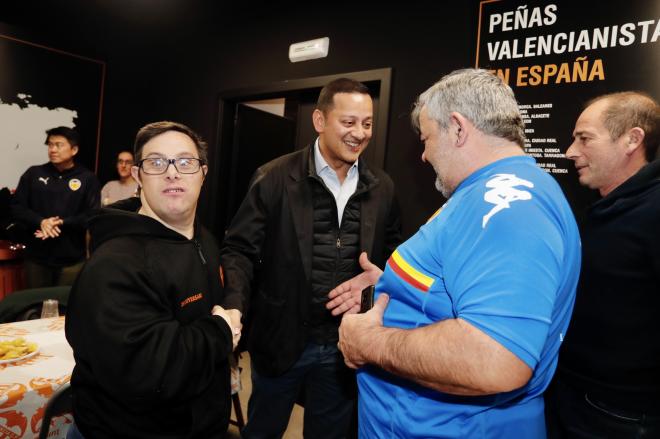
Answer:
[
  {"xmin": 0, "ymin": 94, "xmax": 78, "ymax": 190},
  {"xmin": 0, "ymin": 30, "xmax": 104, "ymax": 190}
]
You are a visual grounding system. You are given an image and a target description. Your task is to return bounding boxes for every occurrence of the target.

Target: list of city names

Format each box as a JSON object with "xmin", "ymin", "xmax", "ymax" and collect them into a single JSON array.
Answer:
[{"xmin": 519, "ymin": 102, "xmax": 569, "ymax": 175}]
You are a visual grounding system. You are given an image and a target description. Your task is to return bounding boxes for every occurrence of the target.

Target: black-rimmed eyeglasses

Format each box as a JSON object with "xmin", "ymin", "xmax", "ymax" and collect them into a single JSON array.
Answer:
[{"xmin": 137, "ymin": 157, "xmax": 205, "ymax": 175}]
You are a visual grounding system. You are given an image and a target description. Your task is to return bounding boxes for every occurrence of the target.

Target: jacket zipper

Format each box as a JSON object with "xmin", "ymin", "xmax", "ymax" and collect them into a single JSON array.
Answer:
[
  {"xmin": 312, "ymin": 174, "xmax": 360, "ymax": 288},
  {"xmin": 193, "ymin": 239, "xmax": 207, "ymax": 264},
  {"xmin": 334, "ymin": 206, "xmax": 341, "ymax": 287}
]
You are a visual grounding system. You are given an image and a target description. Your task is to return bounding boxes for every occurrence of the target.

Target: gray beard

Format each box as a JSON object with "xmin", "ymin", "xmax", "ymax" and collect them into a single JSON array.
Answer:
[{"xmin": 435, "ymin": 174, "xmax": 452, "ymax": 198}]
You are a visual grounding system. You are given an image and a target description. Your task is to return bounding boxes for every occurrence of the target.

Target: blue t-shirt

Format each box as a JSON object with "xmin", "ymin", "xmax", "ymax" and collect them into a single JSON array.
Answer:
[{"xmin": 358, "ymin": 156, "xmax": 580, "ymax": 438}]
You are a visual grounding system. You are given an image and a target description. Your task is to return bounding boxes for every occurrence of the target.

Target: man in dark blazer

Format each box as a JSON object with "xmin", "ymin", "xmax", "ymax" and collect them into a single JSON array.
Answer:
[{"xmin": 221, "ymin": 78, "xmax": 401, "ymax": 438}]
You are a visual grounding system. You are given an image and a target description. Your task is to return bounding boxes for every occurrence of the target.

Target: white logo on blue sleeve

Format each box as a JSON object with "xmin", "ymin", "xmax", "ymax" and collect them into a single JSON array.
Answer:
[{"xmin": 482, "ymin": 174, "xmax": 534, "ymax": 228}]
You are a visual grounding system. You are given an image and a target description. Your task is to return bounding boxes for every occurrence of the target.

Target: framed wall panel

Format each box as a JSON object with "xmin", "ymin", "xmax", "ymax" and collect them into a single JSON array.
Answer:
[{"xmin": 0, "ymin": 32, "xmax": 105, "ymax": 190}]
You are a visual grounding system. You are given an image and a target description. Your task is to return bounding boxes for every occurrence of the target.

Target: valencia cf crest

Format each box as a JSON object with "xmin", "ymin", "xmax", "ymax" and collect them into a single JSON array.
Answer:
[{"xmin": 68, "ymin": 178, "xmax": 82, "ymax": 191}]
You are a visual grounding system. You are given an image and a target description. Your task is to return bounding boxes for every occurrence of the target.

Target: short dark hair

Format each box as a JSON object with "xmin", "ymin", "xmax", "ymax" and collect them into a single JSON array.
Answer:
[
  {"xmin": 45, "ymin": 126, "xmax": 80, "ymax": 147},
  {"xmin": 587, "ymin": 91, "xmax": 659, "ymax": 162},
  {"xmin": 316, "ymin": 78, "xmax": 371, "ymax": 114},
  {"xmin": 133, "ymin": 121, "xmax": 208, "ymax": 163}
]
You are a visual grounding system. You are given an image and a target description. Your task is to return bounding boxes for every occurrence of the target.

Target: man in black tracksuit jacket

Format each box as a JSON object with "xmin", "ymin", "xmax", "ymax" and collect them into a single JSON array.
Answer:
[
  {"xmin": 65, "ymin": 122, "xmax": 241, "ymax": 439},
  {"xmin": 221, "ymin": 78, "xmax": 401, "ymax": 438},
  {"xmin": 11, "ymin": 126, "xmax": 100, "ymax": 287}
]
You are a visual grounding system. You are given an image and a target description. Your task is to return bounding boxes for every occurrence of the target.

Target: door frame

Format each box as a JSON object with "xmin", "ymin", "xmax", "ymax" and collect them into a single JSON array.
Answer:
[{"xmin": 207, "ymin": 67, "xmax": 393, "ymax": 235}]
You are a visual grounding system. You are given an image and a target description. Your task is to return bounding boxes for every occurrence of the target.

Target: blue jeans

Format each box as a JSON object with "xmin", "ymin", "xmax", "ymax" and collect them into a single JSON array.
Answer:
[
  {"xmin": 545, "ymin": 377, "xmax": 660, "ymax": 438},
  {"xmin": 242, "ymin": 342, "xmax": 356, "ymax": 439},
  {"xmin": 66, "ymin": 422, "xmax": 85, "ymax": 439}
]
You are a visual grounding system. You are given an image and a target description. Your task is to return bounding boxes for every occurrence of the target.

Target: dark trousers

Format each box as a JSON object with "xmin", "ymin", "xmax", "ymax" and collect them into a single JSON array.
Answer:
[
  {"xmin": 545, "ymin": 377, "xmax": 660, "ymax": 439},
  {"xmin": 242, "ymin": 342, "xmax": 356, "ymax": 439},
  {"xmin": 24, "ymin": 259, "xmax": 84, "ymax": 289}
]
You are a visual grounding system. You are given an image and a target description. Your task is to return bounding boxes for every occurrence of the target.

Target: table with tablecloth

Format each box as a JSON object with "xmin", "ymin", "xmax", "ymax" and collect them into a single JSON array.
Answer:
[
  {"xmin": 0, "ymin": 316, "xmax": 243, "ymax": 438},
  {"xmin": 0, "ymin": 317, "xmax": 72, "ymax": 439}
]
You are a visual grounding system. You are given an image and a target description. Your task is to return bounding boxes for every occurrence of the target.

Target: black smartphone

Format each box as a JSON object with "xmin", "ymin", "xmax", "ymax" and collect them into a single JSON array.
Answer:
[{"xmin": 360, "ymin": 285, "xmax": 375, "ymax": 313}]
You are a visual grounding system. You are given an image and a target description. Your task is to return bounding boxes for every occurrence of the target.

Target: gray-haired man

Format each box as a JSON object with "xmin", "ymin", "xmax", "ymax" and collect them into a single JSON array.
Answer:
[{"xmin": 331, "ymin": 69, "xmax": 581, "ymax": 438}]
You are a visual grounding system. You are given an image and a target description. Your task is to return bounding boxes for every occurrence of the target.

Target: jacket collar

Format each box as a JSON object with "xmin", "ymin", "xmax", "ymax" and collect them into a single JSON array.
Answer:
[
  {"xmin": 90, "ymin": 200, "xmax": 202, "ymax": 252},
  {"xmin": 290, "ymin": 144, "xmax": 380, "ymax": 190},
  {"xmin": 589, "ymin": 160, "xmax": 660, "ymax": 218},
  {"xmin": 46, "ymin": 161, "xmax": 79, "ymax": 176}
]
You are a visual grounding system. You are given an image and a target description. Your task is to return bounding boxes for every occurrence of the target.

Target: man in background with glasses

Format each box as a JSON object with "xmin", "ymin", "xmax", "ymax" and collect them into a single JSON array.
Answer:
[
  {"xmin": 11, "ymin": 126, "xmax": 100, "ymax": 288},
  {"xmin": 100, "ymin": 150, "xmax": 138, "ymax": 205},
  {"xmin": 66, "ymin": 121, "xmax": 241, "ymax": 439}
]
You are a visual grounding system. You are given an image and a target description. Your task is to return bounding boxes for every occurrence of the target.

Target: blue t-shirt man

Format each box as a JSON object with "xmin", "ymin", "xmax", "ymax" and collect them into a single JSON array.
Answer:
[{"xmin": 358, "ymin": 156, "xmax": 580, "ymax": 438}]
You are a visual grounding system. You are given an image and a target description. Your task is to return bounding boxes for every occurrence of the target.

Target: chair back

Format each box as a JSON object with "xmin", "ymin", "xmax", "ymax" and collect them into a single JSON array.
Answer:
[
  {"xmin": 0, "ymin": 286, "xmax": 70, "ymax": 323},
  {"xmin": 39, "ymin": 382, "xmax": 73, "ymax": 439}
]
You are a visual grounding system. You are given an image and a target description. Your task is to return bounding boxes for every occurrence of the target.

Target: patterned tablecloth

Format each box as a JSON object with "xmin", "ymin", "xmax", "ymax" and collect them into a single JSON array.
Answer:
[{"xmin": 0, "ymin": 317, "xmax": 73, "ymax": 439}]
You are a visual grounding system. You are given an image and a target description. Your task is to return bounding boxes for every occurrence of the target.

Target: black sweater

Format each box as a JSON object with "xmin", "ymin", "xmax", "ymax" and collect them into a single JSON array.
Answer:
[
  {"xmin": 65, "ymin": 207, "xmax": 233, "ymax": 438},
  {"xmin": 558, "ymin": 160, "xmax": 660, "ymax": 413}
]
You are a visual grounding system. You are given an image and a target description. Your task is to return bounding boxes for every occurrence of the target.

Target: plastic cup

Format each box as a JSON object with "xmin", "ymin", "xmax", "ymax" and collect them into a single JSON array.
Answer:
[{"xmin": 41, "ymin": 299, "xmax": 59, "ymax": 319}]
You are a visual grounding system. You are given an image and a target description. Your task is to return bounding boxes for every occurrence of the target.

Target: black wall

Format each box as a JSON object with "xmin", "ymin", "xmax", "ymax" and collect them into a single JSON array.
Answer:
[{"xmin": 2, "ymin": 1, "xmax": 481, "ymax": 238}]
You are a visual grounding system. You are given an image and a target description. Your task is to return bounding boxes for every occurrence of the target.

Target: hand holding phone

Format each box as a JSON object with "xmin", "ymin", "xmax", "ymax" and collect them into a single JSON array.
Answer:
[{"xmin": 360, "ymin": 285, "xmax": 375, "ymax": 313}]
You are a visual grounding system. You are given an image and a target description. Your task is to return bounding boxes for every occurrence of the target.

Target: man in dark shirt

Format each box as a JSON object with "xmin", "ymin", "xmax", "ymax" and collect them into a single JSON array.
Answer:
[
  {"xmin": 221, "ymin": 78, "xmax": 401, "ymax": 438},
  {"xmin": 11, "ymin": 126, "xmax": 100, "ymax": 287},
  {"xmin": 545, "ymin": 92, "xmax": 660, "ymax": 438}
]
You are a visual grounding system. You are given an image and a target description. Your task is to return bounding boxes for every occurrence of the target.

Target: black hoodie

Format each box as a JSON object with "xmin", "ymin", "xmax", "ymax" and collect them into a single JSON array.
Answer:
[
  {"xmin": 65, "ymin": 206, "xmax": 233, "ymax": 438},
  {"xmin": 558, "ymin": 160, "xmax": 660, "ymax": 412}
]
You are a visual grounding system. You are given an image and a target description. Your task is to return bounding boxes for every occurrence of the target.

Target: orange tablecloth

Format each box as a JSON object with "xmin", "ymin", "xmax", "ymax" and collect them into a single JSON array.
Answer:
[{"xmin": 0, "ymin": 317, "xmax": 73, "ymax": 438}]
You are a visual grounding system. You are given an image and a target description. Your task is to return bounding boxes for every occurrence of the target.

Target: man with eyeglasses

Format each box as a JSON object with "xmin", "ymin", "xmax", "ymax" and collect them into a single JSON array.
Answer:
[
  {"xmin": 101, "ymin": 150, "xmax": 138, "ymax": 205},
  {"xmin": 66, "ymin": 121, "xmax": 241, "ymax": 439},
  {"xmin": 11, "ymin": 126, "xmax": 101, "ymax": 288}
]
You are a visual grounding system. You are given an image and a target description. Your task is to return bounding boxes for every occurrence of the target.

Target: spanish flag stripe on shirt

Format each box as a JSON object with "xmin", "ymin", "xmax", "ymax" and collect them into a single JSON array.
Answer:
[
  {"xmin": 387, "ymin": 250, "xmax": 434, "ymax": 293},
  {"xmin": 426, "ymin": 206, "xmax": 443, "ymax": 223}
]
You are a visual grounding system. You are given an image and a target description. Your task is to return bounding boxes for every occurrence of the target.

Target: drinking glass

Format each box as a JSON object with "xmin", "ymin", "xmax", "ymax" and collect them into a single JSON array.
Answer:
[{"xmin": 41, "ymin": 299, "xmax": 59, "ymax": 319}]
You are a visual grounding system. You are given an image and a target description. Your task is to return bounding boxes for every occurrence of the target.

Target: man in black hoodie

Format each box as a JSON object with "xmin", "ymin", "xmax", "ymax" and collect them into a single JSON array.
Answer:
[
  {"xmin": 11, "ymin": 126, "xmax": 100, "ymax": 287},
  {"xmin": 65, "ymin": 121, "xmax": 241, "ymax": 439},
  {"xmin": 545, "ymin": 92, "xmax": 660, "ymax": 438}
]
